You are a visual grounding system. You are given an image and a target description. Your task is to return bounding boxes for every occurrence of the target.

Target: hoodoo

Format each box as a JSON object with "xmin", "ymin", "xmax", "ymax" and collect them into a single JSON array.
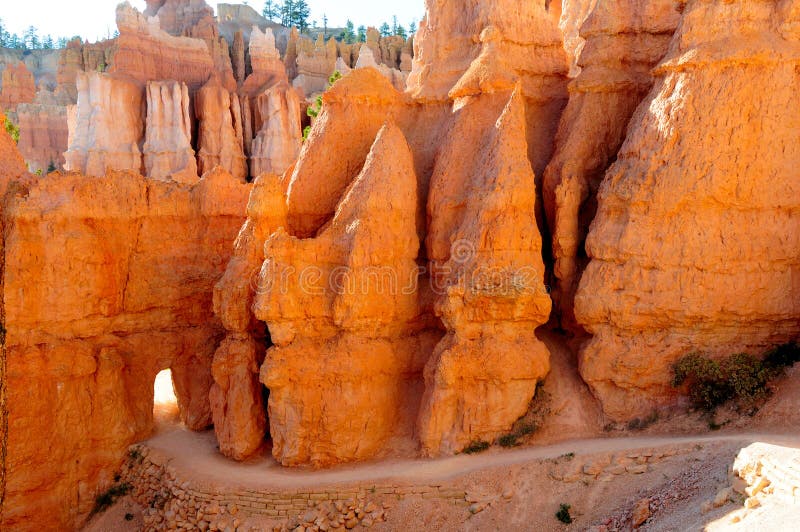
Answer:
[{"xmin": 1, "ymin": 0, "xmax": 800, "ymax": 530}]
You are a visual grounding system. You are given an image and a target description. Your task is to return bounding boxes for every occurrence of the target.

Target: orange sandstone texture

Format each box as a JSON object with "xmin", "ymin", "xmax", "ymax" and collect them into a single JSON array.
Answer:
[
  {"xmin": 215, "ymin": 0, "xmax": 566, "ymax": 465},
  {"xmin": 419, "ymin": 89, "xmax": 552, "ymax": 455},
  {"xmin": 16, "ymin": 102, "xmax": 68, "ymax": 174},
  {"xmin": 575, "ymin": 0, "xmax": 800, "ymax": 420},
  {"xmin": 544, "ymin": 0, "xmax": 682, "ymax": 329},
  {"xmin": 0, "ymin": 61, "xmax": 36, "ymax": 110},
  {"xmin": 0, "ymin": 167, "xmax": 250, "ymax": 531},
  {"xmin": 211, "ymin": 175, "xmax": 288, "ymax": 461},
  {"xmin": 64, "ymin": 72, "xmax": 145, "ymax": 176},
  {"xmin": 195, "ymin": 76, "xmax": 248, "ymax": 181},
  {"xmin": 253, "ymin": 124, "xmax": 435, "ymax": 466}
]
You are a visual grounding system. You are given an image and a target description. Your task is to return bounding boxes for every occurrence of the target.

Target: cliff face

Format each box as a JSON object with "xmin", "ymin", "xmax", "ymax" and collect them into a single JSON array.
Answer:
[
  {"xmin": 212, "ymin": 0, "xmax": 567, "ymax": 466},
  {"xmin": 0, "ymin": 62, "xmax": 36, "ymax": 110},
  {"xmin": 112, "ymin": 3, "xmax": 233, "ymax": 92},
  {"xmin": 575, "ymin": 0, "xmax": 800, "ymax": 420},
  {"xmin": 64, "ymin": 72, "xmax": 146, "ymax": 176},
  {"xmin": 0, "ymin": 167, "xmax": 250, "ymax": 530},
  {"xmin": 543, "ymin": 0, "xmax": 683, "ymax": 329}
]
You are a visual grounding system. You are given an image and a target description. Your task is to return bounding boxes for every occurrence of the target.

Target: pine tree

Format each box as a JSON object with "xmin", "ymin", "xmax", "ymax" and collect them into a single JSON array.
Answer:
[
  {"xmin": 379, "ymin": 22, "xmax": 391, "ymax": 37},
  {"xmin": 42, "ymin": 35, "xmax": 54, "ymax": 49},
  {"xmin": 343, "ymin": 20, "xmax": 355, "ymax": 44},
  {"xmin": 24, "ymin": 26, "xmax": 39, "ymax": 50},
  {"xmin": 392, "ymin": 16, "xmax": 398, "ymax": 36},
  {"xmin": 322, "ymin": 14, "xmax": 328, "ymax": 38},
  {"xmin": 294, "ymin": 0, "xmax": 310, "ymax": 32},
  {"xmin": 396, "ymin": 25, "xmax": 407, "ymax": 39},
  {"xmin": 280, "ymin": 0, "xmax": 295, "ymax": 27},
  {"xmin": 357, "ymin": 25, "xmax": 366, "ymax": 43},
  {"xmin": 409, "ymin": 21, "xmax": 418, "ymax": 35},
  {"xmin": 262, "ymin": 0, "xmax": 279, "ymax": 20}
]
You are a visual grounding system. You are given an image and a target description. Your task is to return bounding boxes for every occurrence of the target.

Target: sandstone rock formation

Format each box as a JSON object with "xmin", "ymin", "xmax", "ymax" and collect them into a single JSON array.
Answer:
[
  {"xmin": 408, "ymin": 0, "xmax": 568, "ymax": 177},
  {"xmin": 249, "ymin": 82, "xmax": 302, "ymax": 177},
  {"xmin": 0, "ymin": 164, "xmax": 250, "ymax": 530},
  {"xmin": 64, "ymin": 72, "xmax": 145, "ymax": 176},
  {"xmin": 0, "ymin": 109, "xmax": 28, "ymax": 188},
  {"xmin": 0, "ymin": 61, "xmax": 36, "ymax": 110},
  {"xmin": 543, "ymin": 0, "xmax": 682, "ymax": 329},
  {"xmin": 212, "ymin": 0, "xmax": 567, "ymax": 466},
  {"xmin": 253, "ymin": 124, "xmax": 433, "ymax": 466},
  {"xmin": 143, "ymin": 80, "xmax": 198, "ymax": 183},
  {"xmin": 575, "ymin": 0, "xmax": 800, "ymax": 420},
  {"xmin": 112, "ymin": 2, "xmax": 233, "ymax": 92},
  {"xmin": 355, "ymin": 47, "xmax": 407, "ymax": 91},
  {"xmin": 419, "ymin": 89, "xmax": 552, "ymax": 455},
  {"xmin": 195, "ymin": 76, "xmax": 247, "ymax": 181},
  {"xmin": 211, "ymin": 174, "xmax": 287, "ymax": 460},
  {"xmin": 144, "ymin": 0, "xmax": 215, "ymax": 37},
  {"xmin": 293, "ymin": 34, "xmax": 338, "ymax": 95},
  {"xmin": 56, "ymin": 37, "xmax": 117, "ymax": 104},
  {"xmin": 15, "ymin": 102, "xmax": 68, "ymax": 174}
]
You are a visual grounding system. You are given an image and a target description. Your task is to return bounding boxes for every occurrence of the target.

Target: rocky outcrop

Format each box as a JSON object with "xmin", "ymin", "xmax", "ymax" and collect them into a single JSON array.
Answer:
[
  {"xmin": 0, "ymin": 166, "xmax": 250, "ymax": 531},
  {"xmin": 293, "ymin": 35, "xmax": 338, "ymax": 95},
  {"xmin": 143, "ymin": 80, "xmax": 198, "ymax": 183},
  {"xmin": 249, "ymin": 27, "xmax": 284, "ymax": 80},
  {"xmin": 194, "ymin": 77, "xmax": 247, "ymax": 181},
  {"xmin": 112, "ymin": 2, "xmax": 234, "ymax": 92},
  {"xmin": 144, "ymin": 0, "xmax": 214, "ymax": 37},
  {"xmin": 284, "ymin": 68, "xmax": 409, "ymax": 238},
  {"xmin": 211, "ymin": 174, "xmax": 287, "ymax": 461},
  {"xmin": 543, "ymin": 0, "xmax": 682, "ymax": 329},
  {"xmin": 575, "ymin": 0, "xmax": 800, "ymax": 420},
  {"xmin": 408, "ymin": 0, "xmax": 568, "ymax": 177},
  {"xmin": 249, "ymin": 81, "xmax": 302, "ymax": 178},
  {"xmin": 212, "ymin": 0, "xmax": 567, "ymax": 466},
  {"xmin": 15, "ymin": 102, "xmax": 68, "ymax": 174},
  {"xmin": 0, "ymin": 61, "xmax": 36, "ymax": 110},
  {"xmin": 0, "ymin": 109, "xmax": 28, "ymax": 190},
  {"xmin": 354, "ymin": 47, "xmax": 407, "ymax": 92},
  {"xmin": 419, "ymin": 89, "xmax": 552, "ymax": 455},
  {"xmin": 56, "ymin": 38, "xmax": 117, "ymax": 104},
  {"xmin": 253, "ymin": 124, "xmax": 433, "ymax": 466},
  {"xmin": 232, "ymin": 30, "xmax": 246, "ymax": 84},
  {"xmin": 64, "ymin": 72, "xmax": 145, "ymax": 177}
]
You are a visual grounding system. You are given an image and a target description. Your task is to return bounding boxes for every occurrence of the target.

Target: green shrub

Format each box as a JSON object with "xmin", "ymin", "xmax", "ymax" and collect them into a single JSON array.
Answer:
[
  {"xmin": 497, "ymin": 422, "xmax": 537, "ymax": 448},
  {"xmin": 4, "ymin": 114, "xmax": 20, "ymax": 144},
  {"xmin": 673, "ymin": 344, "xmax": 800, "ymax": 413},
  {"xmin": 556, "ymin": 503, "xmax": 573, "ymax": 524},
  {"xmin": 462, "ymin": 440, "xmax": 490, "ymax": 454},
  {"xmin": 302, "ymin": 71, "xmax": 342, "ymax": 142}
]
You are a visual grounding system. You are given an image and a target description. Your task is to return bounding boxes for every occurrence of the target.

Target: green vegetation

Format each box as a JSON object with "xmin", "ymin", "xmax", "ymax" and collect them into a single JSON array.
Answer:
[
  {"xmin": 0, "ymin": 18, "xmax": 77, "ymax": 50},
  {"xmin": 303, "ymin": 71, "xmax": 342, "ymax": 141},
  {"xmin": 261, "ymin": 2, "xmax": 417, "ymax": 40},
  {"xmin": 461, "ymin": 440, "xmax": 490, "ymax": 454},
  {"xmin": 556, "ymin": 503, "xmax": 573, "ymax": 524},
  {"xmin": 4, "ymin": 114, "xmax": 19, "ymax": 144},
  {"xmin": 92, "ymin": 483, "xmax": 132, "ymax": 515},
  {"xmin": 672, "ymin": 343, "xmax": 800, "ymax": 412},
  {"xmin": 497, "ymin": 422, "xmax": 537, "ymax": 448}
]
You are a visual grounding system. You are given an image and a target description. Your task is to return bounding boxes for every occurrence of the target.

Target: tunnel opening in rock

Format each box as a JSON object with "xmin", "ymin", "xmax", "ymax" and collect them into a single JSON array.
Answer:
[{"xmin": 153, "ymin": 368, "xmax": 180, "ymax": 426}]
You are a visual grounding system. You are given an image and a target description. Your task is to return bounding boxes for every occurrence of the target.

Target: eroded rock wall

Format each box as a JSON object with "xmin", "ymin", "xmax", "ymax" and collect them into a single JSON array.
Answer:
[
  {"xmin": 0, "ymin": 166, "xmax": 250, "ymax": 531},
  {"xmin": 543, "ymin": 0, "xmax": 683, "ymax": 329},
  {"xmin": 575, "ymin": 0, "xmax": 800, "ymax": 420}
]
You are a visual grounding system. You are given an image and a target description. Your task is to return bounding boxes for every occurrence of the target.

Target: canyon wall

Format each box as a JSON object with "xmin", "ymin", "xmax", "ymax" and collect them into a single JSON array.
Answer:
[
  {"xmin": 544, "ymin": 0, "xmax": 683, "ymax": 329},
  {"xmin": 0, "ymin": 161, "xmax": 250, "ymax": 530},
  {"xmin": 574, "ymin": 0, "xmax": 800, "ymax": 419},
  {"xmin": 213, "ymin": 0, "xmax": 567, "ymax": 466}
]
